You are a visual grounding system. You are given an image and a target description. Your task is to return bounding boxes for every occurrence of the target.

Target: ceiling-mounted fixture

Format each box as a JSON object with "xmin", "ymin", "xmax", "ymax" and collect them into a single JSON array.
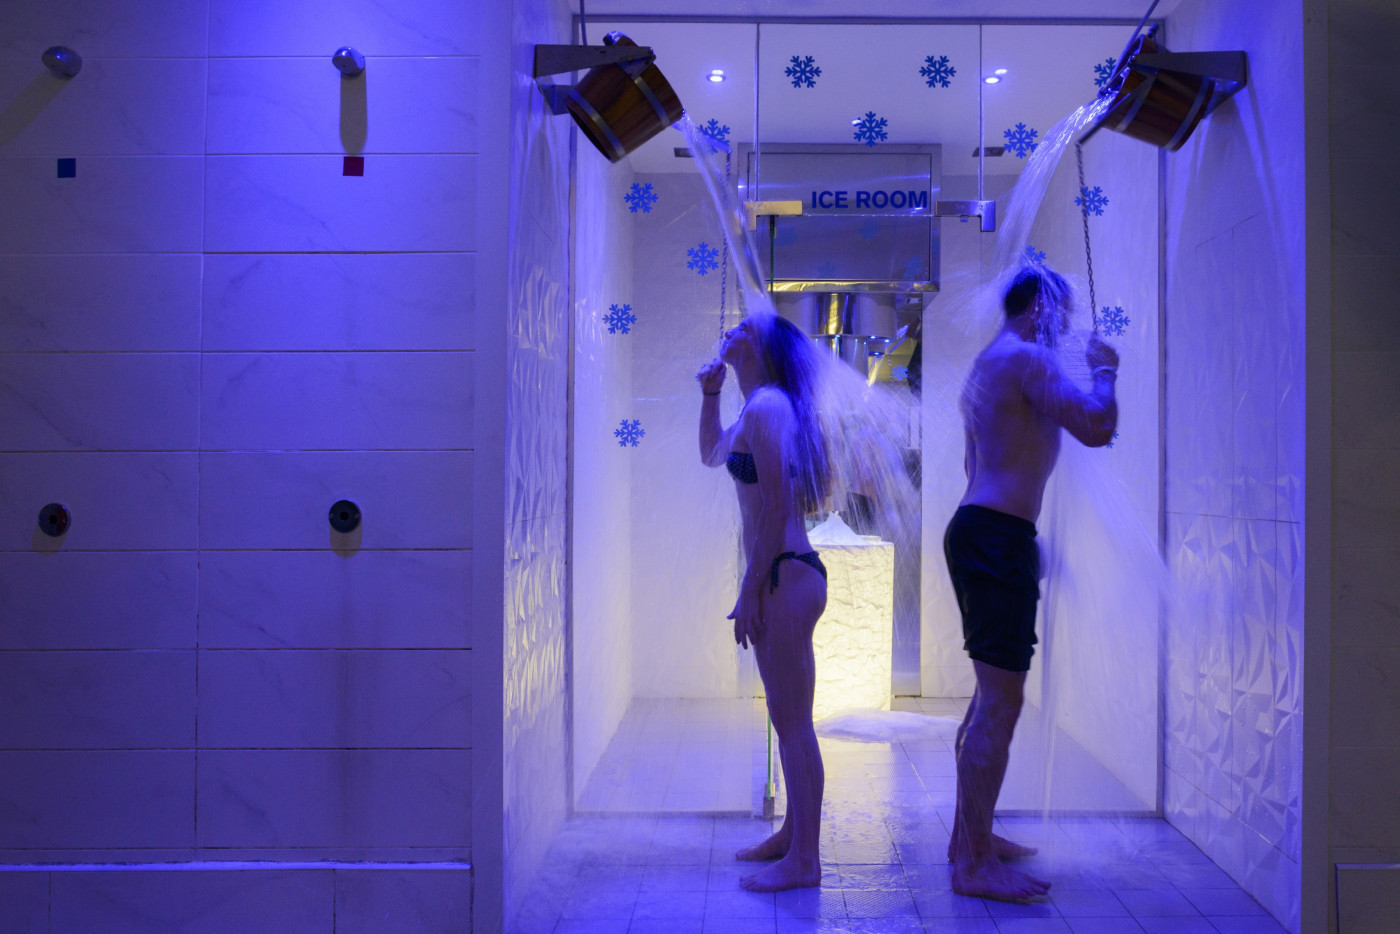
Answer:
[
  {"xmin": 42, "ymin": 46, "xmax": 81, "ymax": 78},
  {"xmin": 533, "ymin": 31, "xmax": 684, "ymax": 163},
  {"xmin": 707, "ymin": 69, "xmax": 726, "ymax": 83},
  {"xmin": 1081, "ymin": 2, "xmax": 1246, "ymax": 151}
]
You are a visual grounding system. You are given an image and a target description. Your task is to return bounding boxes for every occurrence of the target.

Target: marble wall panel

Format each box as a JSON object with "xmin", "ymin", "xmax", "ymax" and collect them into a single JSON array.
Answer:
[
  {"xmin": 1334, "ymin": 546, "xmax": 1400, "ymax": 646},
  {"xmin": 0, "ymin": 0, "xmax": 207, "ymax": 59},
  {"xmin": 0, "ymin": 651, "xmax": 194, "ymax": 748},
  {"xmin": 1332, "ymin": 158, "xmax": 1400, "ymax": 258},
  {"xmin": 197, "ymin": 750, "xmax": 470, "ymax": 848},
  {"xmin": 204, "ymin": 155, "xmax": 474, "ymax": 253},
  {"xmin": 0, "ymin": 156, "xmax": 203, "ymax": 253},
  {"xmin": 334, "ymin": 868, "xmax": 471, "ymax": 934},
  {"xmin": 206, "ymin": 58, "xmax": 478, "ymax": 155},
  {"xmin": 0, "ymin": 872, "xmax": 48, "ymax": 934},
  {"xmin": 0, "ymin": 751, "xmax": 194, "ymax": 848},
  {"xmin": 1331, "ymin": 646, "xmax": 1400, "ymax": 748},
  {"xmin": 0, "ymin": 354, "xmax": 199, "ymax": 451},
  {"xmin": 209, "ymin": 0, "xmax": 480, "ymax": 57},
  {"xmin": 0, "ymin": 255, "xmax": 201, "ymax": 352},
  {"xmin": 50, "ymin": 870, "xmax": 333, "ymax": 934},
  {"xmin": 0, "ymin": 59, "xmax": 206, "ymax": 155},
  {"xmin": 1331, "ymin": 254, "xmax": 1400, "ymax": 354},
  {"xmin": 202, "ymin": 254, "xmax": 474, "ymax": 352},
  {"xmin": 1334, "ymin": 446, "xmax": 1400, "ymax": 549},
  {"xmin": 200, "ymin": 352, "xmax": 472, "ymax": 451},
  {"xmin": 0, "ymin": 453, "xmax": 199, "ymax": 551},
  {"xmin": 0, "ymin": 552, "xmax": 196, "ymax": 648},
  {"xmin": 198, "ymin": 550, "xmax": 468, "ymax": 649},
  {"xmin": 1334, "ymin": 351, "xmax": 1400, "ymax": 451},
  {"xmin": 197, "ymin": 650, "xmax": 469, "ymax": 748},
  {"xmin": 198, "ymin": 452, "xmax": 471, "ymax": 550}
]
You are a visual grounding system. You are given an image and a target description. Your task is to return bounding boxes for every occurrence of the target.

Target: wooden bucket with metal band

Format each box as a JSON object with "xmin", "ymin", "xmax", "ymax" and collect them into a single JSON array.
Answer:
[
  {"xmin": 568, "ymin": 32, "xmax": 684, "ymax": 163},
  {"xmin": 1097, "ymin": 34, "xmax": 1214, "ymax": 151}
]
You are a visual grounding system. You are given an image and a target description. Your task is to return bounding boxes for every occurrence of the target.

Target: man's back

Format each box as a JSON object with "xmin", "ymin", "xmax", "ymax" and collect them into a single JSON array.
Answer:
[{"xmin": 960, "ymin": 333, "xmax": 1062, "ymax": 524}]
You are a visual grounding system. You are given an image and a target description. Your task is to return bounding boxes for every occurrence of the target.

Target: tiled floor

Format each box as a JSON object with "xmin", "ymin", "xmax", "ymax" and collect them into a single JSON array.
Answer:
[{"xmin": 523, "ymin": 697, "xmax": 1286, "ymax": 934}]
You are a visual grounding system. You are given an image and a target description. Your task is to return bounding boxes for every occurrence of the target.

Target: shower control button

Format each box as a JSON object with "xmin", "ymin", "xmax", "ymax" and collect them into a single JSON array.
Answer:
[
  {"xmin": 329, "ymin": 499, "xmax": 361, "ymax": 534},
  {"xmin": 38, "ymin": 503, "xmax": 71, "ymax": 537}
]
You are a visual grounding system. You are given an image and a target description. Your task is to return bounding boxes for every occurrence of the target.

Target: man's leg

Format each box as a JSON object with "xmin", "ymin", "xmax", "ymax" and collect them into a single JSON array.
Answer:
[{"xmin": 951, "ymin": 660, "xmax": 1049, "ymax": 902}]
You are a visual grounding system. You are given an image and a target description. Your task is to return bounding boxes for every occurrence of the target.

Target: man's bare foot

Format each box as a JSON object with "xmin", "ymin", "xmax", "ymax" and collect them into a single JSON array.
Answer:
[
  {"xmin": 739, "ymin": 854, "xmax": 821, "ymax": 892},
  {"xmin": 947, "ymin": 832, "xmax": 1039, "ymax": 862},
  {"xmin": 736, "ymin": 827, "xmax": 790, "ymax": 862},
  {"xmin": 951, "ymin": 858, "xmax": 1050, "ymax": 904}
]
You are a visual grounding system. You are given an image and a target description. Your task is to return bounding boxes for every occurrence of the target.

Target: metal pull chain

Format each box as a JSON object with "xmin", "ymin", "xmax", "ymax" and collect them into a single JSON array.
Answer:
[
  {"xmin": 718, "ymin": 150, "xmax": 731, "ymax": 336},
  {"xmin": 1075, "ymin": 141, "xmax": 1099, "ymax": 334}
]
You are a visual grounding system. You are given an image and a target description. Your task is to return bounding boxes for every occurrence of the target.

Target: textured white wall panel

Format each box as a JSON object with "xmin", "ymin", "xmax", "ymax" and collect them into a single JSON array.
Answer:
[
  {"xmin": 0, "ymin": 255, "xmax": 202, "ymax": 352},
  {"xmin": 0, "ymin": 454, "xmax": 199, "ymax": 551},
  {"xmin": 0, "ymin": 60, "xmax": 207, "ymax": 155},
  {"xmin": 199, "ymin": 352, "xmax": 473, "ymax": 451},
  {"xmin": 206, "ymin": 58, "xmax": 479, "ymax": 155},
  {"xmin": 198, "ymin": 452, "xmax": 471, "ymax": 550},
  {"xmin": 198, "ymin": 550, "xmax": 469, "ymax": 649},
  {"xmin": 204, "ymin": 155, "xmax": 475, "ymax": 253},
  {"xmin": 202, "ymin": 253, "xmax": 475, "ymax": 352},
  {"xmin": 0, "ymin": 157, "xmax": 203, "ymax": 253}
]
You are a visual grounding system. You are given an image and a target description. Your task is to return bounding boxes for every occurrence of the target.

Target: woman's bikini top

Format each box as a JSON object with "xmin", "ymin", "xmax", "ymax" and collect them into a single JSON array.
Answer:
[{"xmin": 725, "ymin": 450, "xmax": 758, "ymax": 484}]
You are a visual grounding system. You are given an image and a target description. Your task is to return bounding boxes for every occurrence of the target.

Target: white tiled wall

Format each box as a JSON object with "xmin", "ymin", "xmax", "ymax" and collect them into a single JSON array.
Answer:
[
  {"xmin": 0, "ymin": 0, "xmax": 486, "ymax": 928},
  {"xmin": 1328, "ymin": 0, "xmax": 1400, "ymax": 927},
  {"xmin": 1163, "ymin": 1, "xmax": 1307, "ymax": 929}
]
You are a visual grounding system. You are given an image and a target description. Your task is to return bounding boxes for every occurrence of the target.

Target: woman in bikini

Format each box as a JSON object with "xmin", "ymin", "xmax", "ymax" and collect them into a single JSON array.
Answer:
[{"xmin": 696, "ymin": 311, "xmax": 832, "ymax": 892}]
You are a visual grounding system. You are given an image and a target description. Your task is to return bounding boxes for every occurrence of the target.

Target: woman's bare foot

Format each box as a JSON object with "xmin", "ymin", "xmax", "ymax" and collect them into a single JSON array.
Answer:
[
  {"xmin": 736, "ymin": 826, "xmax": 790, "ymax": 862},
  {"xmin": 739, "ymin": 854, "xmax": 821, "ymax": 892},
  {"xmin": 951, "ymin": 858, "xmax": 1050, "ymax": 903},
  {"xmin": 947, "ymin": 831, "xmax": 1038, "ymax": 863}
]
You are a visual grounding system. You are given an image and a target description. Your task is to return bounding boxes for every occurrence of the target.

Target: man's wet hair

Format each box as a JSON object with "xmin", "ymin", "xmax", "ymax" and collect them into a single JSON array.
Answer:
[{"xmin": 1003, "ymin": 263, "xmax": 1072, "ymax": 318}]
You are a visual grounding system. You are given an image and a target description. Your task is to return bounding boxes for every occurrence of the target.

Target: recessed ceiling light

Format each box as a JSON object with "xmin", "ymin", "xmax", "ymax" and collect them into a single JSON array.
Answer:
[
  {"xmin": 994, "ymin": 68, "xmax": 1008, "ymax": 75},
  {"xmin": 707, "ymin": 69, "xmax": 725, "ymax": 82},
  {"xmin": 984, "ymin": 76, "xmax": 1001, "ymax": 84}
]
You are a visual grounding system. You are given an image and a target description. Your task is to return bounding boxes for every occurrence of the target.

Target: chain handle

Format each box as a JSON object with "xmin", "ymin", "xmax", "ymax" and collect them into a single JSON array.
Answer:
[
  {"xmin": 718, "ymin": 150, "xmax": 731, "ymax": 336},
  {"xmin": 1075, "ymin": 141, "xmax": 1099, "ymax": 334}
]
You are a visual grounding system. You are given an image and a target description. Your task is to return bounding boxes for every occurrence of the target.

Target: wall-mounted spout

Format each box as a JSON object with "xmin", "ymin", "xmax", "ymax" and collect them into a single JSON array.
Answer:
[
  {"xmin": 332, "ymin": 47, "xmax": 365, "ymax": 77},
  {"xmin": 41, "ymin": 46, "xmax": 81, "ymax": 78},
  {"xmin": 934, "ymin": 199, "xmax": 996, "ymax": 233}
]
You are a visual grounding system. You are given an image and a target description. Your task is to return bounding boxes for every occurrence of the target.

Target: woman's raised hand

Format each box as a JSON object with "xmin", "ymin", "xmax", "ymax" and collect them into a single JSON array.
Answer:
[{"xmin": 697, "ymin": 358, "xmax": 726, "ymax": 395}]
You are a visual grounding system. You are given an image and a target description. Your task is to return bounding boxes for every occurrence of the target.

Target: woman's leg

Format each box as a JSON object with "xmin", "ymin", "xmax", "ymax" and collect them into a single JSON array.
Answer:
[{"xmin": 739, "ymin": 562, "xmax": 825, "ymax": 892}]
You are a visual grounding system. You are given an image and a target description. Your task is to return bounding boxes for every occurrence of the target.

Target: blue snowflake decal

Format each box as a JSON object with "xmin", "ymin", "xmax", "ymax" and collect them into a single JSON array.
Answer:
[
  {"xmin": 1099, "ymin": 305, "xmax": 1130, "ymax": 337},
  {"xmin": 890, "ymin": 364, "xmax": 910, "ymax": 382},
  {"xmin": 1076, "ymin": 185, "xmax": 1109, "ymax": 216},
  {"xmin": 699, "ymin": 118, "xmax": 731, "ymax": 145},
  {"xmin": 902, "ymin": 256, "xmax": 926, "ymax": 279},
  {"xmin": 604, "ymin": 303, "xmax": 636, "ymax": 334},
  {"xmin": 1024, "ymin": 245, "xmax": 1048, "ymax": 264},
  {"xmin": 624, "ymin": 182, "xmax": 657, "ymax": 214},
  {"xmin": 785, "ymin": 55, "xmax": 822, "ymax": 88},
  {"xmin": 1106, "ymin": 430, "xmax": 1120, "ymax": 449},
  {"xmin": 614, "ymin": 419, "xmax": 645, "ymax": 448},
  {"xmin": 687, "ymin": 242, "xmax": 720, "ymax": 276},
  {"xmin": 853, "ymin": 111, "xmax": 889, "ymax": 147},
  {"xmin": 1094, "ymin": 57, "xmax": 1118, "ymax": 88},
  {"xmin": 919, "ymin": 55, "xmax": 956, "ymax": 89},
  {"xmin": 857, "ymin": 220, "xmax": 881, "ymax": 242},
  {"xmin": 1003, "ymin": 123, "xmax": 1039, "ymax": 158}
]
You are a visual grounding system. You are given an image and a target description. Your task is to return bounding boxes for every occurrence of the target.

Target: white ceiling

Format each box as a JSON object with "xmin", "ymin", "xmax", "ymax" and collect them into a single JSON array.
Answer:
[{"xmin": 576, "ymin": 1, "xmax": 1181, "ymax": 20}]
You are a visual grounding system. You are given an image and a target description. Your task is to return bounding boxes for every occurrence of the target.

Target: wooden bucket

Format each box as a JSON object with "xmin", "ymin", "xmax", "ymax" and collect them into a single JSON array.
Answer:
[
  {"xmin": 567, "ymin": 33, "xmax": 684, "ymax": 163},
  {"xmin": 1098, "ymin": 34, "xmax": 1214, "ymax": 151}
]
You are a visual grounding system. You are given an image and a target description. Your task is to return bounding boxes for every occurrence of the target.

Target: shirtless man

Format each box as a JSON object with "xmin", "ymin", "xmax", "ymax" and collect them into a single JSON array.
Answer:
[{"xmin": 944, "ymin": 265, "xmax": 1119, "ymax": 903}]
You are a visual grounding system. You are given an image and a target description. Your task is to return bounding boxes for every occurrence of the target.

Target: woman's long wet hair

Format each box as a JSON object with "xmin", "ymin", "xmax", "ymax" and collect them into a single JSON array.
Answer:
[{"xmin": 750, "ymin": 312, "xmax": 833, "ymax": 513}]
